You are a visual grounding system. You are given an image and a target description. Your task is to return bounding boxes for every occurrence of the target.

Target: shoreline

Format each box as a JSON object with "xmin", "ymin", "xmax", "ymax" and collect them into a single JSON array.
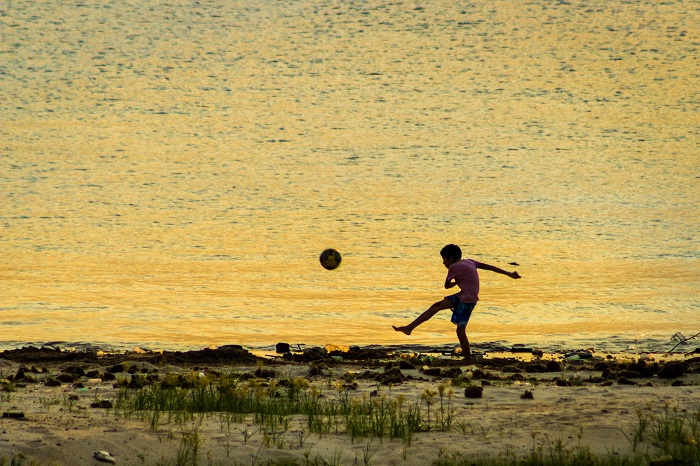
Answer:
[{"xmin": 0, "ymin": 344, "xmax": 698, "ymax": 465}]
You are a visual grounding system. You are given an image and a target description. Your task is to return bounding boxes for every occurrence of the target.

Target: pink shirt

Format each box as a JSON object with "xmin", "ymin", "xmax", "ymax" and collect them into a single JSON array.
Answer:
[{"xmin": 446, "ymin": 259, "xmax": 480, "ymax": 303}]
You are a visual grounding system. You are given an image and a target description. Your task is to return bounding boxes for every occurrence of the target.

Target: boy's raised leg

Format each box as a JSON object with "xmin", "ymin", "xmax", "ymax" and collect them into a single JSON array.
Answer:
[{"xmin": 393, "ymin": 298, "xmax": 452, "ymax": 335}]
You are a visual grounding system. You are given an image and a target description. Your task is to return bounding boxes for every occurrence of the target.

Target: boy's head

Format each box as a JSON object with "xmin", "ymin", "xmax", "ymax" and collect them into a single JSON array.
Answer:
[{"xmin": 440, "ymin": 244, "xmax": 462, "ymax": 267}]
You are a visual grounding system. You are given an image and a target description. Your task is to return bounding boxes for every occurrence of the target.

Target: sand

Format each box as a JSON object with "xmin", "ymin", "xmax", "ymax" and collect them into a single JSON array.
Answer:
[{"xmin": 0, "ymin": 345, "xmax": 697, "ymax": 465}]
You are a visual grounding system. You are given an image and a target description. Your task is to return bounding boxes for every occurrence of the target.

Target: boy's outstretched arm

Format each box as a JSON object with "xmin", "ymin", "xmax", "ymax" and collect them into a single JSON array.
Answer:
[{"xmin": 476, "ymin": 262, "xmax": 521, "ymax": 279}]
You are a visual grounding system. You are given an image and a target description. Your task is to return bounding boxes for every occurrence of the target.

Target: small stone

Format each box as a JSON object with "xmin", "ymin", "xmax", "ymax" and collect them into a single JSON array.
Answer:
[
  {"xmin": 90, "ymin": 400, "xmax": 113, "ymax": 409},
  {"xmin": 671, "ymin": 380, "xmax": 685, "ymax": 387},
  {"xmin": 421, "ymin": 367, "xmax": 442, "ymax": 377},
  {"xmin": 617, "ymin": 377, "xmax": 637, "ymax": 385},
  {"xmin": 56, "ymin": 373, "xmax": 75, "ymax": 383},
  {"xmin": 464, "ymin": 385, "xmax": 483, "ymax": 398},
  {"xmin": 521, "ymin": 390, "xmax": 534, "ymax": 399}
]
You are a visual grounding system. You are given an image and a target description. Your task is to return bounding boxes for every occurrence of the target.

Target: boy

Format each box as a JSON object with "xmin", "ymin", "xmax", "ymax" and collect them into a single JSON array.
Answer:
[{"xmin": 393, "ymin": 244, "xmax": 520, "ymax": 365}]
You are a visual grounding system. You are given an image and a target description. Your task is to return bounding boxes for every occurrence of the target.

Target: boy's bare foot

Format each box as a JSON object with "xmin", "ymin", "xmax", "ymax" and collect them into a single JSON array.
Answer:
[{"xmin": 392, "ymin": 325, "xmax": 412, "ymax": 336}]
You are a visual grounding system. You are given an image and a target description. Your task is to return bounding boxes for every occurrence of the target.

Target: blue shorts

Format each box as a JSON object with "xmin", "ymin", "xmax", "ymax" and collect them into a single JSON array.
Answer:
[{"xmin": 446, "ymin": 294, "xmax": 476, "ymax": 327}]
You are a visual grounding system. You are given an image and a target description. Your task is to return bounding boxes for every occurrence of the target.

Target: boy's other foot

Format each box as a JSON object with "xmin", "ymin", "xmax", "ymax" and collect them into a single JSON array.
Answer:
[{"xmin": 392, "ymin": 325, "xmax": 412, "ymax": 336}]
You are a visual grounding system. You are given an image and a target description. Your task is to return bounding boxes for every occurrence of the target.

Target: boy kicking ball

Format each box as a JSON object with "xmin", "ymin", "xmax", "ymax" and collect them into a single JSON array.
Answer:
[{"xmin": 393, "ymin": 244, "xmax": 521, "ymax": 366}]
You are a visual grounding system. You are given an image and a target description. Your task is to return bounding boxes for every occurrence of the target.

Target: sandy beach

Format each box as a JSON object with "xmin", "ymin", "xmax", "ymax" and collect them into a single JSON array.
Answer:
[{"xmin": 0, "ymin": 345, "xmax": 697, "ymax": 465}]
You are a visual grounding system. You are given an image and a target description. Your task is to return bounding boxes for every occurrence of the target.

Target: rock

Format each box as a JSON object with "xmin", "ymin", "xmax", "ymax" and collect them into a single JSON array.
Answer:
[
  {"xmin": 90, "ymin": 400, "xmax": 113, "ymax": 409},
  {"xmin": 63, "ymin": 366, "xmax": 86, "ymax": 376},
  {"xmin": 86, "ymin": 370, "xmax": 101, "ymax": 378},
  {"xmin": 443, "ymin": 367, "xmax": 463, "ymax": 378},
  {"xmin": 302, "ymin": 347, "xmax": 326, "ymax": 362},
  {"xmin": 555, "ymin": 379, "xmax": 571, "ymax": 387},
  {"xmin": 420, "ymin": 367, "xmax": 442, "ymax": 377},
  {"xmin": 45, "ymin": 378, "xmax": 62, "ymax": 387},
  {"xmin": 509, "ymin": 373, "xmax": 527, "ymax": 381},
  {"xmin": 502, "ymin": 365, "xmax": 523, "ymax": 373},
  {"xmin": 464, "ymin": 385, "xmax": 483, "ymax": 398},
  {"xmin": 254, "ymin": 368, "xmax": 275, "ymax": 378},
  {"xmin": 102, "ymin": 372, "xmax": 116, "ymax": 381},
  {"xmin": 398, "ymin": 360, "xmax": 416, "ymax": 370},
  {"xmin": 617, "ymin": 377, "xmax": 637, "ymax": 385},
  {"xmin": 107, "ymin": 364, "xmax": 125, "ymax": 374},
  {"xmin": 546, "ymin": 360, "xmax": 563, "ymax": 372},
  {"xmin": 524, "ymin": 363, "xmax": 547, "ymax": 373},
  {"xmin": 601, "ymin": 368, "xmax": 618, "ymax": 380},
  {"xmin": 671, "ymin": 380, "xmax": 685, "ymax": 387},
  {"xmin": 658, "ymin": 361, "xmax": 686, "ymax": 379},
  {"xmin": 275, "ymin": 342, "xmax": 291, "ymax": 354},
  {"xmin": 1, "ymin": 412, "xmax": 25, "ymax": 419},
  {"xmin": 521, "ymin": 390, "xmax": 534, "ymax": 399},
  {"xmin": 619, "ymin": 370, "xmax": 641, "ymax": 379},
  {"xmin": 55, "ymin": 373, "xmax": 76, "ymax": 383},
  {"xmin": 308, "ymin": 364, "xmax": 329, "ymax": 377}
]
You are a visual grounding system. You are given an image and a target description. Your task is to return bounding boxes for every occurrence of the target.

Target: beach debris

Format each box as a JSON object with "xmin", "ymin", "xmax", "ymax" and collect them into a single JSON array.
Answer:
[
  {"xmin": 668, "ymin": 331, "xmax": 700, "ymax": 354},
  {"xmin": 93, "ymin": 451, "xmax": 116, "ymax": 464},
  {"xmin": 464, "ymin": 385, "xmax": 483, "ymax": 398},
  {"xmin": 520, "ymin": 390, "xmax": 534, "ymax": 399},
  {"xmin": 324, "ymin": 344, "xmax": 349, "ymax": 353},
  {"xmin": 510, "ymin": 345, "xmax": 532, "ymax": 353},
  {"xmin": 564, "ymin": 352, "xmax": 593, "ymax": 360},
  {"xmin": 275, "ymin": 342, "xmax": 291, "ymax": 354}
]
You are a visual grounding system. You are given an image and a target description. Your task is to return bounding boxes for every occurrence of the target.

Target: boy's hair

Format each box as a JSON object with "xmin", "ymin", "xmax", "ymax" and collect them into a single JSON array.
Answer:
[{"xmin": 440, "ymin": 244, "xmax": 462, "ymax": 260}]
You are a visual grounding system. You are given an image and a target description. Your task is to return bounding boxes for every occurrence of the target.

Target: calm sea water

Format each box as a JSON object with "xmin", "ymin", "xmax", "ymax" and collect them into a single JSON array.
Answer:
[{"xmin": 2, "ymin": 0, "xmax": 698, "ymax": 354}]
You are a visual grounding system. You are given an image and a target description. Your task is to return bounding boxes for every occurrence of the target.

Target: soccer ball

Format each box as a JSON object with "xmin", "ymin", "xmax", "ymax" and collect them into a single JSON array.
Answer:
[{"xmin": 319, "ymin": 248, "xmax": 342, "ymax": 270}]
